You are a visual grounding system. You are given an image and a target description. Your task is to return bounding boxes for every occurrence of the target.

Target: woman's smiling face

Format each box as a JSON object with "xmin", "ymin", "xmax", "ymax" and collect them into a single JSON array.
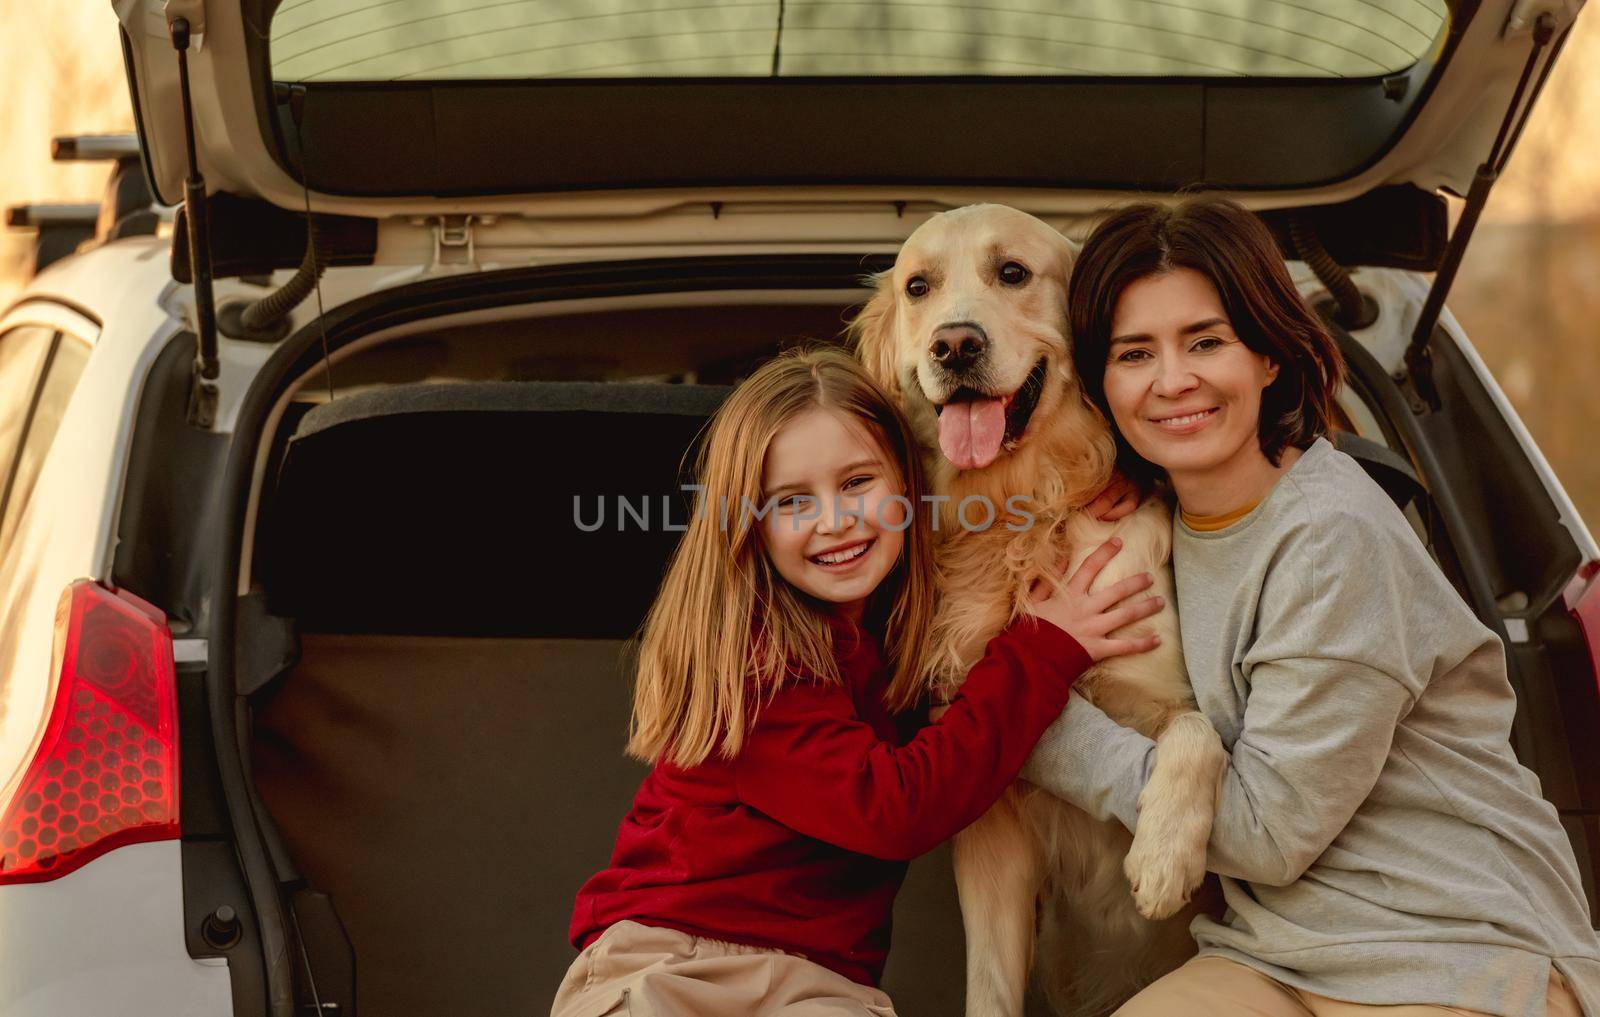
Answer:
[{"xmin": 1102, "ymin": 268, "xmax": 1280, "ymax": 495}]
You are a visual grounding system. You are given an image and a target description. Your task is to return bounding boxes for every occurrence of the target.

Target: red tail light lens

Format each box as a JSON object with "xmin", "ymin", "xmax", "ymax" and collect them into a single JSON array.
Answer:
[
  {"xmin": 0, "ymin": 580, "xmax": 180, "ymax": 885},
  {"xmin": 1566, "ymin": 560, "xmax": 1600, "ymax": 700}
]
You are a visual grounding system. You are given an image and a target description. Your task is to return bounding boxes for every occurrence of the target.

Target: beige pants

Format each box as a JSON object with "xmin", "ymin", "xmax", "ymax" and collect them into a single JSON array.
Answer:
[
  {"xmin": 1116, "ymin": 956, "xmax": 1583, "ymax": 1017},
  {"xmin": 549, "ymin": 920, "xmax": 899, "ymax": 1017}
]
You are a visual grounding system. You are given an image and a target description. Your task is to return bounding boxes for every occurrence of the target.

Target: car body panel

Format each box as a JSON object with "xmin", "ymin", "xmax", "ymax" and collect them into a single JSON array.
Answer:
[
  {"xmin": 0, "ymin": 240, "xmax": 174, "ymax": 806},
  {"xmin": 0, "ymin": 842, "xmax": 231, "ymax": 1016}
]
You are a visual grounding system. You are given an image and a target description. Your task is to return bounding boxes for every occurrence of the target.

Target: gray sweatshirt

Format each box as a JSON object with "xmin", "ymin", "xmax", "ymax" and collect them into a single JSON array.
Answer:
[{"xmin": 1021, "ymin": 437, "xmax": 1600, "ymax": 1017}]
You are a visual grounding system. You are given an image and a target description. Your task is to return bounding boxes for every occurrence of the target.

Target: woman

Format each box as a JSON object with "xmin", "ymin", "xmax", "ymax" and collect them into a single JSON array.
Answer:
[{"xmin": 1020, "ymin": 196, "xmax": 1600, "ymax": 1017}]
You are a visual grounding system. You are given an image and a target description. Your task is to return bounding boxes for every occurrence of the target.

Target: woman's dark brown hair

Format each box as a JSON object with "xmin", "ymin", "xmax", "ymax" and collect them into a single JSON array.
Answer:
[{"xmin": 1069, "ymin": 196, "xmax": 1345, "ymax": 483}]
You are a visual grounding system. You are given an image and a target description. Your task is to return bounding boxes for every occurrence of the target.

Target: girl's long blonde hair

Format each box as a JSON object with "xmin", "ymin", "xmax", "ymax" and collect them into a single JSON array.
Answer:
[{"xmin": 627, "ymin": 346, "xmax": 938, "ymax": 767}]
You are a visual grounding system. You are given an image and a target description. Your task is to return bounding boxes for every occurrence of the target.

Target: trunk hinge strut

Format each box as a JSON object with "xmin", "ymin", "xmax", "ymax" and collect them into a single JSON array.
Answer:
[
  {"xmin": 168, "ymin": 15, "xmax": 220, "ymax": 429},
  {"xmin": 1400, "ymin": 10, "xmax": 1567, "ymax": 412}
]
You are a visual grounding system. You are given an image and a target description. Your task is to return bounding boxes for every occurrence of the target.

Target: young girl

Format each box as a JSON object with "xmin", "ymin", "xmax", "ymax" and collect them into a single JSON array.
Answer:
[
  {"xmin": 552, "ymin": 346, "xmax": 1164, "ymax": 1017},
  {"xmin": 1021, "ymin": 197, "xmax": 1599, "ymax": 1016}
]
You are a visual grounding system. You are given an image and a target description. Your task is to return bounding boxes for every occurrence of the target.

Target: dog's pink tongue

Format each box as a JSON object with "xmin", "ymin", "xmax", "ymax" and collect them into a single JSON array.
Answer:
[{"xmin": 938, "ymin": 398, "xmax": 1007, "ymax": 470}]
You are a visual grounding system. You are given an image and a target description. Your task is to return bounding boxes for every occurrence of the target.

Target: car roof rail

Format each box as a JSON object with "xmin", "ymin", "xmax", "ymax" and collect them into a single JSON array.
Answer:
[
  {"xmin": 3, "ymin": 204, "xmax": 101, "ymax": 278},
  {"xmin": 51, "ymin": 133, "xmax": 142, "ymax": 162},
  {"xmin": 6, "ymin": 134, "xmax": 169, "ymax": 283},
  {"xmin": 5, "ymin": 204, "xmax": 100, "ymax": 229},
  {"xmin": 52, "ymin": 134, "xmax": 167, "ymax": 230}
]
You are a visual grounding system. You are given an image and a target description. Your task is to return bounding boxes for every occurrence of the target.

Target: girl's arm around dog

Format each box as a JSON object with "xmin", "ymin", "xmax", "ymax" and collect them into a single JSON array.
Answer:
[{"xmin": 735, "ymin": 619, "xmax": 1089, "ymax": 862}]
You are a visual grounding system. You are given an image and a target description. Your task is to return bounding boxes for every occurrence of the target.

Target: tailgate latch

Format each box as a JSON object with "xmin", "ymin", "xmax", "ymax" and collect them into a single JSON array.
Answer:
[{"xmin": 422, "ymin": 214, "xmax": 496, "ymax": 270}]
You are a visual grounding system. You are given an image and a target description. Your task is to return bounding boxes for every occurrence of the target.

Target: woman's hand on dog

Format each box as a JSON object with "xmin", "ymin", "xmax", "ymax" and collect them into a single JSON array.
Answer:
[
  {"xmin": 1087, "ymin": 471, "xmax": 1141, "ymax": 522},
  {"xmin": 1032, "ymin": 537, "xmax": 1162, "ymax": 662}
]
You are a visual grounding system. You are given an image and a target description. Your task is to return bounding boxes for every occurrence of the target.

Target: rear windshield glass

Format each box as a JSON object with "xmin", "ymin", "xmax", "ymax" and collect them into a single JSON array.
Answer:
[{"xmin": 269, "ymin": 0, "xmax": 1450, "ymax": 82}]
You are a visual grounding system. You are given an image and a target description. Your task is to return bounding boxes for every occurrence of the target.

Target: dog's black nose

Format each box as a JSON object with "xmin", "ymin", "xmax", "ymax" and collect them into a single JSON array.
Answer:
[{"xmin": 930, "ymin": 324, "xmax": 987, "ymax": 374}]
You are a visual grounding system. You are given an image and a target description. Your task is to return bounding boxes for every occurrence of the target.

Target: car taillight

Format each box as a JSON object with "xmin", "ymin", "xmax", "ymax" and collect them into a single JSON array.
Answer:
[
  {"xmin": 1565, "ymin": 560, "xmax": 1600, "ymax": 700},
  {"xmin": 0, "ymin": 580, "xmax": 180, "ymax": 885}
]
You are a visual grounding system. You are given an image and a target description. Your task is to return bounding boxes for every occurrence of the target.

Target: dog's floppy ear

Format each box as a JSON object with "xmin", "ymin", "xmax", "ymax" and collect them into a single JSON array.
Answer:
[{"xmin": 846, "ymin": 269, "xmax": 902, "ymax": 398}]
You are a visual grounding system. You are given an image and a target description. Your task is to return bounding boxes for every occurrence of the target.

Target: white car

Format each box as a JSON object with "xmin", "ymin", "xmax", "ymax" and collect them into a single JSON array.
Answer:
[{"xmin": 2, "ymin": 1, "xmax": 1597, "ymax": 1015}]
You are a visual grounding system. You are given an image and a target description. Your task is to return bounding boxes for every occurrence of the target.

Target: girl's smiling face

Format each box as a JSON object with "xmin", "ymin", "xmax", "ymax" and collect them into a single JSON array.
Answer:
[
  {"xmin": 759, "ymin": 408, "xmax": 908, "ymax": 621},
  {"xmin": 1102, "ymin": 268, "xmax": 1282, "ymax": 510}
]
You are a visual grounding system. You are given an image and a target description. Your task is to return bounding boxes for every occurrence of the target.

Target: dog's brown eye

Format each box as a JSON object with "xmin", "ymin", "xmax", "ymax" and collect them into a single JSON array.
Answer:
[
  {"xmin": 906, "ymin": 276, "xmax": 929, "ymax": 298},
  {"xmin": 999, "ymin": 262, "xmax": 1030, "ymax": 285}
]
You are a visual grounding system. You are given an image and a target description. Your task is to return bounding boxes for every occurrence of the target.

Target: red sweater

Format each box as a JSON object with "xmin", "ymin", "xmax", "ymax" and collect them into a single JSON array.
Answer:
[{"xmin": 569, "ymin": 616, "xmax": 1091, "ymax": 986}]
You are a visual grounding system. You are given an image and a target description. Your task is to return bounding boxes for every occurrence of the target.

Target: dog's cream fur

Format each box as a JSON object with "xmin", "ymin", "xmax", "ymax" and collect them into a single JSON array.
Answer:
[{"xmin": 851, "ymin": 204, "xmax": 1229, "ymax": 1017}]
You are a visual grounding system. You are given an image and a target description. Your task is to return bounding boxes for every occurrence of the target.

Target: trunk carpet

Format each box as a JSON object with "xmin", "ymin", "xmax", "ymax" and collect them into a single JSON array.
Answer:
[{"xmin": 251, "ymin": 634, "xmax": 969, "ymax": 1015}]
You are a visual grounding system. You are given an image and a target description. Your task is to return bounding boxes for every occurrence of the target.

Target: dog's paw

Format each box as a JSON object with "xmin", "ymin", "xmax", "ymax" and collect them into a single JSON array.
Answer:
[{"xmin": 1123, "ymin": 828, "xmax": 1205, "ymax": 920}]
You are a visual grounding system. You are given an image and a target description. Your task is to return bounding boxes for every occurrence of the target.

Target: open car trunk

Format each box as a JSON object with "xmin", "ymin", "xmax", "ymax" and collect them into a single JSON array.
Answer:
[{"xmin": 223, "ymin": 278, "xmax": 1599, "ymax": 1016}]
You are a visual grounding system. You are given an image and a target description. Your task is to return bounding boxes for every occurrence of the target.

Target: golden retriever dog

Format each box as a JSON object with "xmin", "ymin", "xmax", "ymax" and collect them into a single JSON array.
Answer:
[{"xmin": 850, "ymin": 204, "xmax": 1228, "ymax": 1017}]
